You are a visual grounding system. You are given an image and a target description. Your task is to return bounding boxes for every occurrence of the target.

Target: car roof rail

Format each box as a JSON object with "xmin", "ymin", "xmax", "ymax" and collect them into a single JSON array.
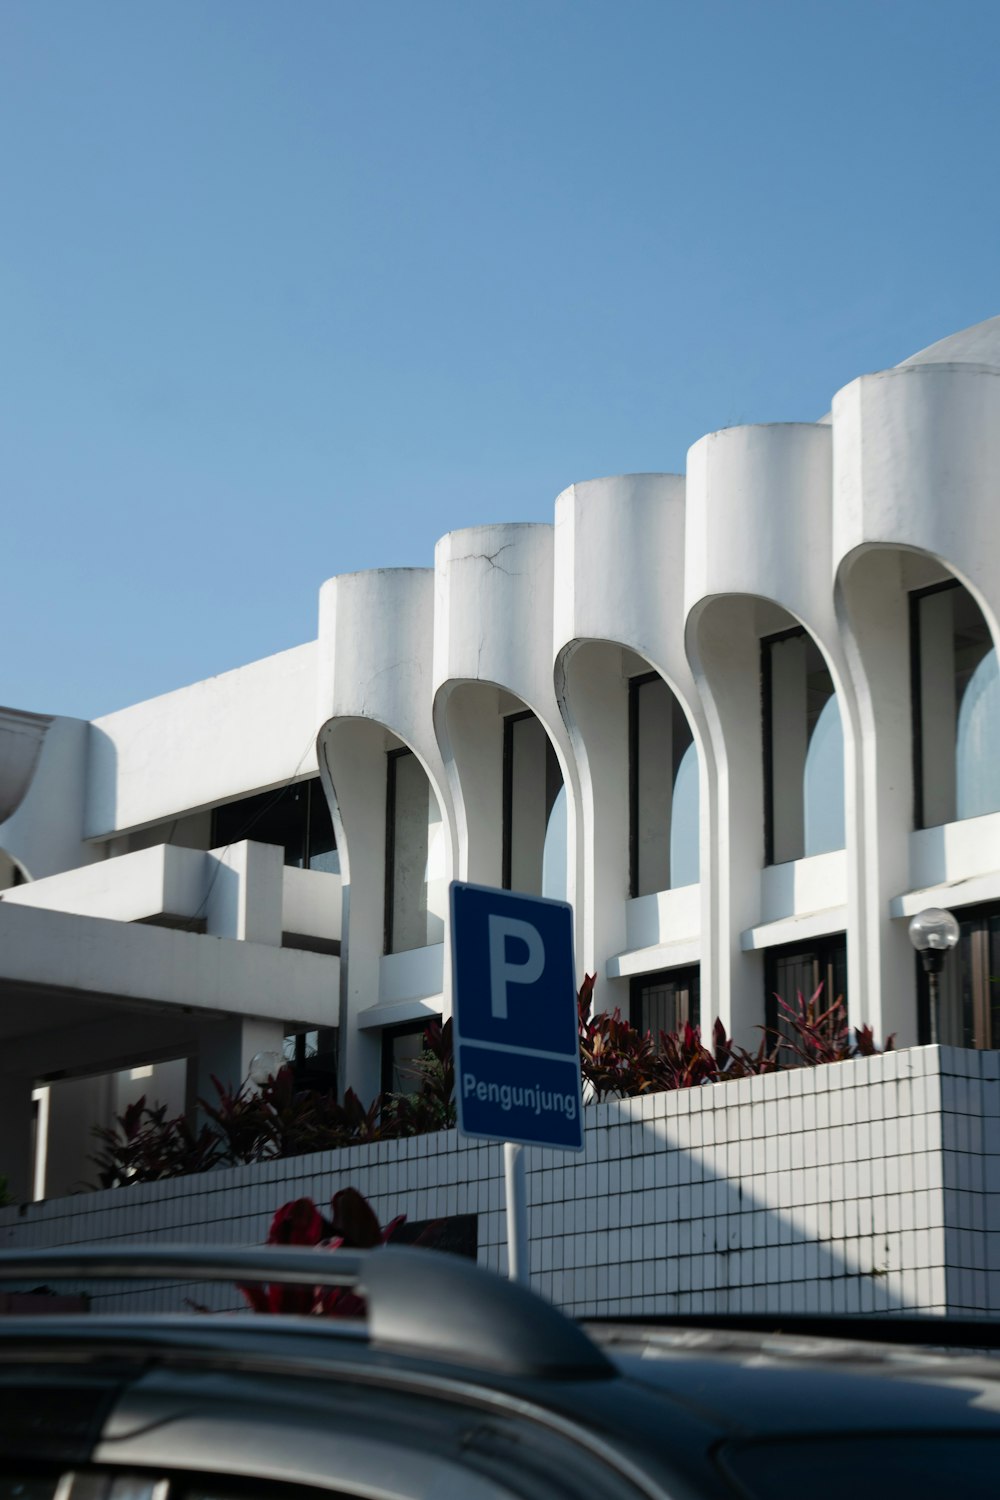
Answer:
[{"xmin": 0, "ymin": 1243, "xmax": 612, "ymax": 1380}]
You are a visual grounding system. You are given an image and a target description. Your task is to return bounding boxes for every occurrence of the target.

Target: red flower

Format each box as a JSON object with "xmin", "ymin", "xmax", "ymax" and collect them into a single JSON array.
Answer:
[
  {"xmin": 238, "ymin": 1190, "xmax": 409, "ymax": 1318},
  {"xmin": 266, "ymin": 1197, "xmax": 324, "ymax": 1246}
]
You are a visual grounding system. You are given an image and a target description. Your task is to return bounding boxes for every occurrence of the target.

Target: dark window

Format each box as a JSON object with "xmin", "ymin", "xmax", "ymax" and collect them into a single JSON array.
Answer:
[
  {"xmin": 628, "ymin": 673, "xmax": 699, "ymax": 896},
  {"xmin": 381, "ymin": 1019, "xmax": 433, "ymax": 1095},
  {"xmin": 910, "ymin": 580, "xmax": 1000, "ymax": 829},
  {"xmin": 762, "ymin": 628, "xmax": 844, "ymax": 865},
  {"xmin": 631, "ymin": 966, "xmax": 700, "ymax": 1038},
  {"xmin": 283, "ymin": 1028, "xmax": 339, "ymax": 1093},
  {"xmin": 211, "ymin": 777, "xmax": 337, "ymax": 872},
  {"xmin": 384, "ymin": 748, "xmax": 445, "ymax": 954},
  {"xmin": 502, "ymin": 712, "xmax": 564, "ymax": 897},
  {"xmin": 765, "ymin": 933, "xmax": 847, "ymax": 1041},
  {"xmin": 916, "ymin": 901, "xmax": 1000, "ymax": 1049},
  {"xmin": 392, "ymin": 1213, "xmax": 478, "ymax": 1259}
]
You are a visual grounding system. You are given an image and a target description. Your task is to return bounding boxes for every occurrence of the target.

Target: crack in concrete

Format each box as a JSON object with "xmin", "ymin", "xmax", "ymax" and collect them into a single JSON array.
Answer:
[{"xmin": 454, "ymin": 544, "xmax": 520, "ymax": 576}]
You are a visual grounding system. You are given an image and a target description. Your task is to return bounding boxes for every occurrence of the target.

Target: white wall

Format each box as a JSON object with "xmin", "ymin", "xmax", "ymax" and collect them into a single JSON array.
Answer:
[
  {"xmin": 0, "ymin": 716, "xmax": 98, "ymax": 880},
  {"xmin": 86, "ymin": 641, "xmax": 320, "ymax": 839},
  {"xmin": 2, "ymin": 1048, "xmax": 993, "ymax": 1320}
]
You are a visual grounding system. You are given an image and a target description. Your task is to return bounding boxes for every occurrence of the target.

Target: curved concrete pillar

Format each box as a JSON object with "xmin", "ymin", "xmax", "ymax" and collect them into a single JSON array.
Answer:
[
  {"xmin": 316, "ymin": 569, "xmax": 453, "ymax": 1100},
  {"xmin": 552, "ymin": 475, "xmax": 712, "ymax": 1020},
  {"xmin": 834, "ymin": 364, "xmax": 1000, "ymax": 595},
  {"xmin": 833, "ymin": 363, "xmax": 1000, "ymax": 1045},
  {"xmin": 432, "ymin": 523, "xmax": 582, "ymax": 962},
  {"xmin": 0, "ymin": 707, "xmax": 51, "ymax": 826},
  {"xmin": 685, "ymin": 423, "xmax": 861, "ymax": 1042}
]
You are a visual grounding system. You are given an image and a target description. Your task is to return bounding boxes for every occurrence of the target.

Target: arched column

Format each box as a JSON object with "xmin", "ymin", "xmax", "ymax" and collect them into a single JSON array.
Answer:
[
  {"xmin": 552, "ymin": 469, "xmax": 708, "ymax": 1023},
  {"xmin": 833, "ymin": 362, "xmax": 1000, "ymax": 1045},
  {"xmin": 316, "ymin": 569, "xmax": 453, "ymax": 1101},
  {"xmin": 433, "ymin": 523, "xmax": 582, "ymax": 966},
  {"xmin": 686, "ymin": 423, "xmax": 860, "ymax": 1043}
]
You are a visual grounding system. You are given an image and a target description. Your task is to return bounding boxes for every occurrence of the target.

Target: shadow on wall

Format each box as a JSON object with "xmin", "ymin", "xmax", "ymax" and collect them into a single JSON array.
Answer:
[
  {"xmin": 525, "ymin": 1088, "xmax": 927, "ymax": 1319},
  {"xmin": 84, "ymin": 726, "xmax": 117, "ymax": 840}
]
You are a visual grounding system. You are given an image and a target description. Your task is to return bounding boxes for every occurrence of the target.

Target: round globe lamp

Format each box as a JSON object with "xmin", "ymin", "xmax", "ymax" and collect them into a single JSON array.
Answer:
[{"xmin": 908, "ymin": 907, "xmax": 960, "ymax": 1045}]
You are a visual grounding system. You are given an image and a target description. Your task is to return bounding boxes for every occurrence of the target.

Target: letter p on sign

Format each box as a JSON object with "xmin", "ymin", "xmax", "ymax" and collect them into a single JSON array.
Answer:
[{"xmin": 488, "ymin": 914, "xmax": 545, "ymax": 1019}]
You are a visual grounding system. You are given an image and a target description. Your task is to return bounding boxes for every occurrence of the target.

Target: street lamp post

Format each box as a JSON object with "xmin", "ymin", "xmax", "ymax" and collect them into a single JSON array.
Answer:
[{"xmin": 908, "ymin": 907, "xmax": 960, "ymax": 1045}]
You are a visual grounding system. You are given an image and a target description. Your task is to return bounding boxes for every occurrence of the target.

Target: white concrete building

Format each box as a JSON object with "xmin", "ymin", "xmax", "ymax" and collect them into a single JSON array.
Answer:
[{"xmin": 4, "ymin": 315, "xmax": 1000, "ymax": 1204}]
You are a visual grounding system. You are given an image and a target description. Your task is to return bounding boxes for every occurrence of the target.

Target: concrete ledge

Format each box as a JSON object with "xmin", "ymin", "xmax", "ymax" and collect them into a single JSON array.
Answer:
[
  {"xmin": 357, "ymin": 997, "xmax": 442, "ymax": 1030},
  {"xmin": 606, "ymin": 936, "xmax": 700, "ymax": 979},
  {"xmin": 741, "ymin": 905, "xmax": 848, "ymax": 951},
  {"xmin": 379, "ymin": 944, "xmax": 444, "ymax": 1005},
  {"xmin": 891, "ymin": 871, "xmax": 1000, "ymax": 919},
  {"xmin": 0, "ymin": 900, "xmax": 339, "ymax": 1031}
]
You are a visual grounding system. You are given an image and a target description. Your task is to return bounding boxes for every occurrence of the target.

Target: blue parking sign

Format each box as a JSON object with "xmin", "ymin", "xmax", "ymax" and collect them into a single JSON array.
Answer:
[{"xmin": 450, "ymin": 882, "xmax": 584, "ymax": 1152}]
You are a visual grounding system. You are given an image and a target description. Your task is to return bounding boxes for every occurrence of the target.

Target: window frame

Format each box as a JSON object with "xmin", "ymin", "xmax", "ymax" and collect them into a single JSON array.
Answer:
[
  {"xmin": 501, "ymin": 710, "xmax": 563, "ymax": 896},
  {"xmin": 760, "ymin": 624, "xmax": 807, "ymax": 868},
  {"xmin": 501, "ymin": 710, "xmax": 533, "ymax": 891},
  {"xmin": 210, "ymin": 776, "xmax": 336, "ymax": 871},
  {"xmin": 915, "ymin": 899, "xmax": 1000, "ymax": 1049},
  {"xmin": 911, "ymin": 573, "xmax": 995, "ymax": 834},
  {"xmin": 763, "ymin": 932, "xmax": 848, "ymax": 1039},
  {"xmin": 909, "ymin": 577, "xmax": 965, "ymax": 832},
  {"xmin": 630, "ymin": 965, "xmax": 701, "ymax": 1040},
  {"xmin": 383, "ymin": 746, "xmax": 411, "ymax": 955},
  {"xmin": 380, "ymin": 1017, "xmax": 432, "ymax": 1096},
  {"xmin": 628, "ymin": 671, "xmax": 657, "ymax": 898}
]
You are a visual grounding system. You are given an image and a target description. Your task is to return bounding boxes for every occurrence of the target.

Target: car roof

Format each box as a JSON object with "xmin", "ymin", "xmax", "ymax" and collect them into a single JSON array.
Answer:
[{"xmin": 6, "ymin": 1245, "xmax": 1000, "ymax": 1500}]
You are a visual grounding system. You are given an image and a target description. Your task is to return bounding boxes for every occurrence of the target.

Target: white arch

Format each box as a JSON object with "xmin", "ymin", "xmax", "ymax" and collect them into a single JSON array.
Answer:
[
  {"xmin": 957, "ymin": 646, "xmax": 1000, "ymax": 820},
  {"xmin": 803, "ymin": 694, "xmax": 846, "ymax": 856},
  {"xmin": 669, "ymin": 739, "xmax": 700, "ymax": 888}
]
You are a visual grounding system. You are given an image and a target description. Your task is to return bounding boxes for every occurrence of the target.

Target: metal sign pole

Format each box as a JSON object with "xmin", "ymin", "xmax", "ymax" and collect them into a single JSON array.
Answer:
[{"xmin": 504, "ymin": 1141, "xmax": 529, "ymax": 1285}]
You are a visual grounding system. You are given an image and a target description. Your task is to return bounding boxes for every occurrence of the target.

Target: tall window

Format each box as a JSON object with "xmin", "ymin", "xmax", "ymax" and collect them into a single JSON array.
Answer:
[
  {"xmin": 385, "ymin": 749, "xmax": 446, "ymax": 954},
  {"xmin": 628, "ymin": 673, "xmax": 699, "ymax": 896},
  {"xmin": 764, "ymin": 934, "xmax": 847, "ymax": 1041},
  {"xmin": 916, "ymin": 902, "xmax": 1000, "ymax": 1049},
  {"xmin": 631, "ymin": 966, "xmax": 700, "ymax": 1039},
  {"xmin": 762, "ymin": 629, "xmax": 844, "ymax": 865},
  {"xmin": 283, "ymin": 1027, "xmax": 339, "ymax": 1092},
  {"xmin": 380, "ymin": 1019, "xmax": 431, "ymax": 1094},
  {"xmin": 503, "ymin": 712, "xmax": 566, "ymax": 899},
  {"xmin": 212, "ymin": 777, "xmax": 338, "ymax": 872},
  {"xmin": 911, "ymin": 581, "xmax": 1000, "ymax": 828}
]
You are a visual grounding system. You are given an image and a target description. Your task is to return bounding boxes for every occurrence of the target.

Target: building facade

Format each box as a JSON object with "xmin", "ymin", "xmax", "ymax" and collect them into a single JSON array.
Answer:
[{"xmin": 2, "ymin": 315, "xmax": 1000, "ymax": 1201}]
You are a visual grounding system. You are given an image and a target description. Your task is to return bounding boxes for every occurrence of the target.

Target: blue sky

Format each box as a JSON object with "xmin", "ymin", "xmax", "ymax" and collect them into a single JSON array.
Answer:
[{"xmin": 2, "ymin": 1, "xmax": 998, "ymax": 719}]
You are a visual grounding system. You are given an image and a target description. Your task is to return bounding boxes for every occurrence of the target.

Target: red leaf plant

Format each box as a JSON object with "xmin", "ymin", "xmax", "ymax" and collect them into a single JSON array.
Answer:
[
  {"xmin": 237, "ymin": 1187, "xmax": 408, "ymax": 1318},
  {"xmin": 773, "ymin": 984, "xmax": 895, "ymax": 1066}
]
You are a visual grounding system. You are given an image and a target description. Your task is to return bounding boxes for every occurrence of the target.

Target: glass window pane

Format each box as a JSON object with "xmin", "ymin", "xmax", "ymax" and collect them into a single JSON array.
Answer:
[
  {"xmin": 306, "ymin": 781, "xmax": 339, "ymax": 872},
  {"xmin": 386, "ymin": 750, "xmax": 440, "ymax": 948},
  {"xmin": 212, "ymin": 783, "xmax": 307, "ymax": 866},
  {"xmin": 632, "ymin": 967, "xmax": 700, "ymax": 1037},
  {"xmin": 922, "ymin": 904, "xmax": 1000, "ymax": 1049},
  {"xmin": 632, "ymin": 676, "xmax": 698, "ymax": 895},
  {"xmin": 542, "ymin": 783, "xmax": 568, "ymax": 902},
  {"xmin": 387, "ymin": 751, "xmax": 444, "ymax": 952},
  {"xmin": 634, "ymin": 677, "xmax": 671, "ymax": 894},
  {"xmin": 916, "ymin": 583, "xmax": 1000, "ymax": 827},
  {"xmin": 505, "ymin": 715, "xmax": 563, "ymax": 897},
  {"xmin": 803, "ymin": 694, "xmax": 845, "ymax": 855},
  {"xmin": 990, "ymin": 914, "xmax": 1000, "ymax": 1052},
  {"xmin": 381, "ymin": 1021, "xmax": 428, "ymax": 1095},
  {"xmin": 766, "ymin": 936, "xmax": 847, "ymax": 1045},
  {"xmin": 957, "ymin": 646, "xmax": 1000, "ymax": 819},
  {"xmin": 213, "ymin": 778, "xmax": 338, "ymax": 871},
  {"xmin": 764, "ymin": 631, "xmax": 842, "ymax": 864},
  {"xmin": 669, "ymin": 740, "xmax": 700, "ymax": 889}
]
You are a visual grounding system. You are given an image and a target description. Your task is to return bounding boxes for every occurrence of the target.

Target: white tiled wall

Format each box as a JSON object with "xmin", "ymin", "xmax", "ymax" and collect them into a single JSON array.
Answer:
[{"xmin": 3, "ymin": 1046, "xmax": 998, "ymax": 1318}]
